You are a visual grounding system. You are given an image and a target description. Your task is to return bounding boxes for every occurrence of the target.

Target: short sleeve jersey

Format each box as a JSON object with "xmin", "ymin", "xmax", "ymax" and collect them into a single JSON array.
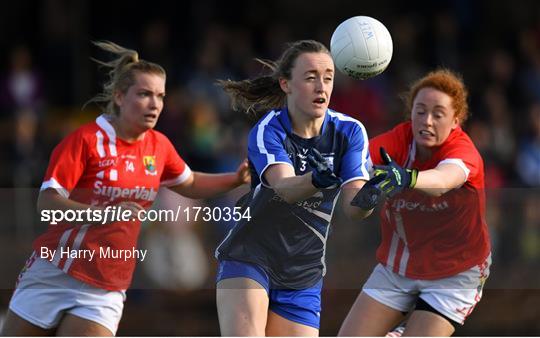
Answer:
[
  {"xmin": 216, "ymin": 108, "xmax": 370, "ymax": 289},
  {"xmin": 33, "ymin": 115, "xmax": 191, "ymax": 291},
  {"xmin": 370, "ymin": 122, "xmax": 491, "ymax": 279}
]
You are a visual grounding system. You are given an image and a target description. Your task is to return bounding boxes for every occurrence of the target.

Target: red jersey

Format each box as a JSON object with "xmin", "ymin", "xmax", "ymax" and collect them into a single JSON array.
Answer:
[
  {"xmin": 33, "ymin": 115, "xmax": 191, "ymax": 290},
  {"xmin": 370, "ymin": 122, "xmax": 490, "ymax": 279}
]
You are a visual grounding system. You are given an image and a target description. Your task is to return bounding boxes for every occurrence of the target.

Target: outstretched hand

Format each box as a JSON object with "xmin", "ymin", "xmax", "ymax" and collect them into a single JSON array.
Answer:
[
  {"xmin": 373, "ymin": 147, "xmax": 418, "ymax": 197},
  {"xmin": 350, "ymin": 175, "xmax": 385, "ymax": 210},
  {"xmin": 350, "ymin": 147, "xmax": 418, "ymax": 210},
  {"xmin": 236, "ymin": 159, "xmax": 251, "ymax": 185},
  {"xmin": 307, "ymin": 149, "xmax": 342, "ymax": 189}
]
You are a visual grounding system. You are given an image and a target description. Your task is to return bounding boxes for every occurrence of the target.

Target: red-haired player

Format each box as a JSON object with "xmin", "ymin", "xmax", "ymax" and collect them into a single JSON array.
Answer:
[{"xmin": 341, "ymin": 69, "xmax": 491, "ymax": 337}]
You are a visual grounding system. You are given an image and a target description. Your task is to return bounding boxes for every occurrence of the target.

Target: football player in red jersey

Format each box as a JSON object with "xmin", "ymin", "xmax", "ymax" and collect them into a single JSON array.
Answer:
[
  {"xmin": 340, "ymin": 69, "xmax": 491, "ymax": 336},
  {"xmin": 1, "ymin": 41, "xmax": 249, "ymax": 336}
]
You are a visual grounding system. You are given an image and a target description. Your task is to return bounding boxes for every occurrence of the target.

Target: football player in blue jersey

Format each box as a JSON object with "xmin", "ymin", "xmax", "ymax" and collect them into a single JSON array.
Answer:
[{"xmin": 215, "ymin": 40, "xmax": 374, "ymax": 336}]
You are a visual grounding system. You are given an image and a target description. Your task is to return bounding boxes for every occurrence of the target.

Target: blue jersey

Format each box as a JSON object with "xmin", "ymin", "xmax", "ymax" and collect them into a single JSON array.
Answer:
[{"xmin": 216, "ymin": 107, "xmax": 370, "ymax": 289}]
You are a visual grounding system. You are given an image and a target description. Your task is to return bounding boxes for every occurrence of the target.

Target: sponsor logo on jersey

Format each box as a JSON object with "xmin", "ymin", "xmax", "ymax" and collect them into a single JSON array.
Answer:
[
  {"xmin": 98, "ymin": 158, "xmax": 117, "ymax": 168},
  {"xmin": 143, "ymin": 156, "xmax": 157, "ymax": 176},
  {"xmin": 121, "ymin": 154, "xmax": 137, "ymax": 160},
  {"xmin": 391, "ymin": 198, "xmax": 449, "ymax": 212},
  {"xmin": 93, "ymin": 180, "xmax": 157, "ymax": 201}
]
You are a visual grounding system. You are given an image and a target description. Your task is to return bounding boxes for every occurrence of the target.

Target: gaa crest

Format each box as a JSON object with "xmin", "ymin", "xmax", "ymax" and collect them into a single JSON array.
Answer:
[{"xmin": 143, "ymin": 156, "xmax": 157, "ymax": 176}]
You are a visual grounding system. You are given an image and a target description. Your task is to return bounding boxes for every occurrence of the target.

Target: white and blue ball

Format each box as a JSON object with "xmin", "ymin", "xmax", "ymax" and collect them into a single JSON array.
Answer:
[{"xmin": 330, "ymin": 16, "xmax": 393, "ymax": 80}]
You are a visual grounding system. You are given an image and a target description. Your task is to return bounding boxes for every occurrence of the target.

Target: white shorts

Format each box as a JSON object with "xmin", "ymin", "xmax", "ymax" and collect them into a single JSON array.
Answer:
[
  {"xmin": 9, "ymin": 253, "xmax": 125, "ymax": 335},
  {"xmin": 362, "ymin": 255, "xmax": 491, "ymax": 325}
]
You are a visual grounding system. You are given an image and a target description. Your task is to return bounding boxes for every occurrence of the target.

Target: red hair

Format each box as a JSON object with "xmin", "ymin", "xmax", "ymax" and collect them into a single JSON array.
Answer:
[{"xmin": 404, "ymin": 69, "xmax": 469, "ymax": 124}]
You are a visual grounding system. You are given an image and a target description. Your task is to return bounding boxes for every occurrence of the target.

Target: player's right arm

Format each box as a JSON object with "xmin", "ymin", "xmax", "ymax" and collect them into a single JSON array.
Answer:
[
  {"xmin": 412, "ymin": 164, "xmax": 467, "ymax": 196},
  {"xmin": 264, "ymin": 164, "xmax": 318, "ymax": 204},
  {"xmin": 37, "ymin": 189, "xmax": 144, "ymax": 225},
  {"xmin": 37, "ymin": 189, "xmax": 98, "ymax": 214},
  {"xmin": 368, "ymin": 147, "xmax": 468, "ymax": 198},
  {"xmin": 249, "ymin": 116, "xmax": 338, "ymax": 204}
]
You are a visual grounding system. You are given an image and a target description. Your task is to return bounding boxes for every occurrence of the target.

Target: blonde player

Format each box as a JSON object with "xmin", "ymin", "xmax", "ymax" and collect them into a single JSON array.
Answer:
[{"xmin": 1, "ymin": 41, "xmax": 249, "ymax": 336}]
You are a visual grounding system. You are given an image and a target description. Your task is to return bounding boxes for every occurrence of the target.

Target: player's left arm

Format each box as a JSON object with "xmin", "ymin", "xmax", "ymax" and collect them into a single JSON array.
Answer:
[{"xmin": 169, "ymin": 160, "xmax": 250, "ymax": 199}]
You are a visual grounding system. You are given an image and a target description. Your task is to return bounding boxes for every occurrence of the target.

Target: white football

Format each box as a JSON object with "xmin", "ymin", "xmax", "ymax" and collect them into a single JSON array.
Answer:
[{"xmin": 330, "ymin": 16, "xmax": 393, "ymax": 80}]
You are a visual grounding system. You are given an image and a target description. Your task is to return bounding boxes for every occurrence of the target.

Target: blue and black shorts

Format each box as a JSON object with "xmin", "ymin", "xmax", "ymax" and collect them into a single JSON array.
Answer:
[{"xmin": 216, "ymin": 260, "xmax": 323, "ymax": 329}]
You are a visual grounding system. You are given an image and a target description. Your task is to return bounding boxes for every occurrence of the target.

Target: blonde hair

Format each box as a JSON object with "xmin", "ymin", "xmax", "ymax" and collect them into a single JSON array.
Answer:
[{"xmin": 86, "ymin": 41, "xmax": 166, "ymax": 115}]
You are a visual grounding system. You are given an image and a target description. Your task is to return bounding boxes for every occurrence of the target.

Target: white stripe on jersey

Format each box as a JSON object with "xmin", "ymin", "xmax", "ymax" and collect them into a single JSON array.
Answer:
[
  {"xmin": 96, "ymin": 115, "xmax": 117, "ymax": 157},
  {"xmin": 295, "ymin": 215, "xmax": 326, "ymax": 243},
  {"xmin": 395, "ymin": 212, "xmax": 410, "ymax": 275},
  {"xmin": 255, "ymin": 111, "xmax": 295, "ymax": 186},
  {"xmin": 327, "ymin": 111, "xmax": 370, "ymax": 179},
  {"xmin": 253, "ymin": 181, "xmax": 262, "ymax": 199},
  {"xmin": 327, "ymin": 110, "xmax": 363, "ymax": 126},
  {"xmin": 385, "ymin": 209, "xmax": 397, "ymax": 267},
  {"xmin": 387, "ymin": 232, "xmax": 399, "ymax": 268},
  {"xmin": 322, "ymin": 191, "xmax": 340, "ymax": 276},
  {"xmin": 405, "ymin": 141, "xmax": 416, "ymax": 168},
  {"xmin": 52, "ymin": 228, "xmax": 73, "ymax": 266},
  {"xmin": 399, "ymin": 246, "xmax": 410, "ymax": 276},
  {"xmin": 438, "ymin": 158, "xmax": 470, "ymax": 181},
  {"xmin": 96, "ymin": 131, "xmax": 106, "ymax": 158},
  {"xmin": 299, "ymin": 191, "xmax": 341, "ymax": 277},
  {"xmin": 304, "ymin": 207, "xmax": 332, "ymax": 222},
  {"xmin": 405, "ymin": 142, "xmax": 469, "ymax": 184},
  {"xmin": 214, "ymin": 228, "xmax": 233, "ymax": 259},
  {"xmin": 394, "ymin": 212, "xmax": 408, "ymax": 244},
  {"xmin": 295, "ymin": 214, "xmax": 328, "ymax": 277},
  {"xmin": 63, "ymin": 224, "xmax": 90, "ymax": 272},
  {"xmin": 40, "ymin": 178, "xmax": 70, "ymax": 198},
  {"xmin": 256, "ymin": 110, "xmax": 280, "ymax": 164},
  {"xmin": 160, "ymin": 165, "xmax": 193, "ymax": 187},
  {"xmin": 109, "ymin": 169, "xmax": 118, "ymax": 181},
  {"xmin": 385, "ymin": 211, "xmax": 410, "ymax": 275}
]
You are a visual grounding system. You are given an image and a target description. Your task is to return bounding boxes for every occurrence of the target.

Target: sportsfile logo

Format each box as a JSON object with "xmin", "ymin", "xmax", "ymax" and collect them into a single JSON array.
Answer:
[
  {"xmin": 93, "ymin": 181, "xmax": 157, "ymax": 202},
  {"xmin": 40, "ymin": 205, "xmax": 252, "ymax": 225}
]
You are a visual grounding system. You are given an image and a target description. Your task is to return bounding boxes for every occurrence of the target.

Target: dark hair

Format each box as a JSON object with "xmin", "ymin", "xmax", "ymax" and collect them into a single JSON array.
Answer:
[
  {"xmin": 218, "ymin": 40, "xmax": 330, "ymax": 115},
  {"xmin": 86, "ymin": 41, "xmax": 166, "ymax": 116},
  {"xmin": 403, "ymin": 68, "xmax": 469, "ymax": 124}
]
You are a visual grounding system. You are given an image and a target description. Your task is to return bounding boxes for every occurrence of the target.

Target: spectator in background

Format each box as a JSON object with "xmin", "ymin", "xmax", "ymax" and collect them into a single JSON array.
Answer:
[
  {"xmin": 0, "ymin": 44, "xmax": 44, "ymax": 180},
  {"xmin": 140, "ymin": 20, "xmax": 174, "ymax": 79},
  {"xmin": 482, "ymin": 86, "xmax": 516, "ymax": 168},
  {"xmin": 187, "ymin": 26, "xmax": 232, "ymax": 113},
  {"xmin": 516, "ymin": 102, "xmax": 540, "ymax": 262},
  {"xmin": 0, "ymin": 44, "xmax": 45, "ymax": 236},
  {"xmin": 516, "ymin": 102, "xmax": 540, "ymax": 187}
]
